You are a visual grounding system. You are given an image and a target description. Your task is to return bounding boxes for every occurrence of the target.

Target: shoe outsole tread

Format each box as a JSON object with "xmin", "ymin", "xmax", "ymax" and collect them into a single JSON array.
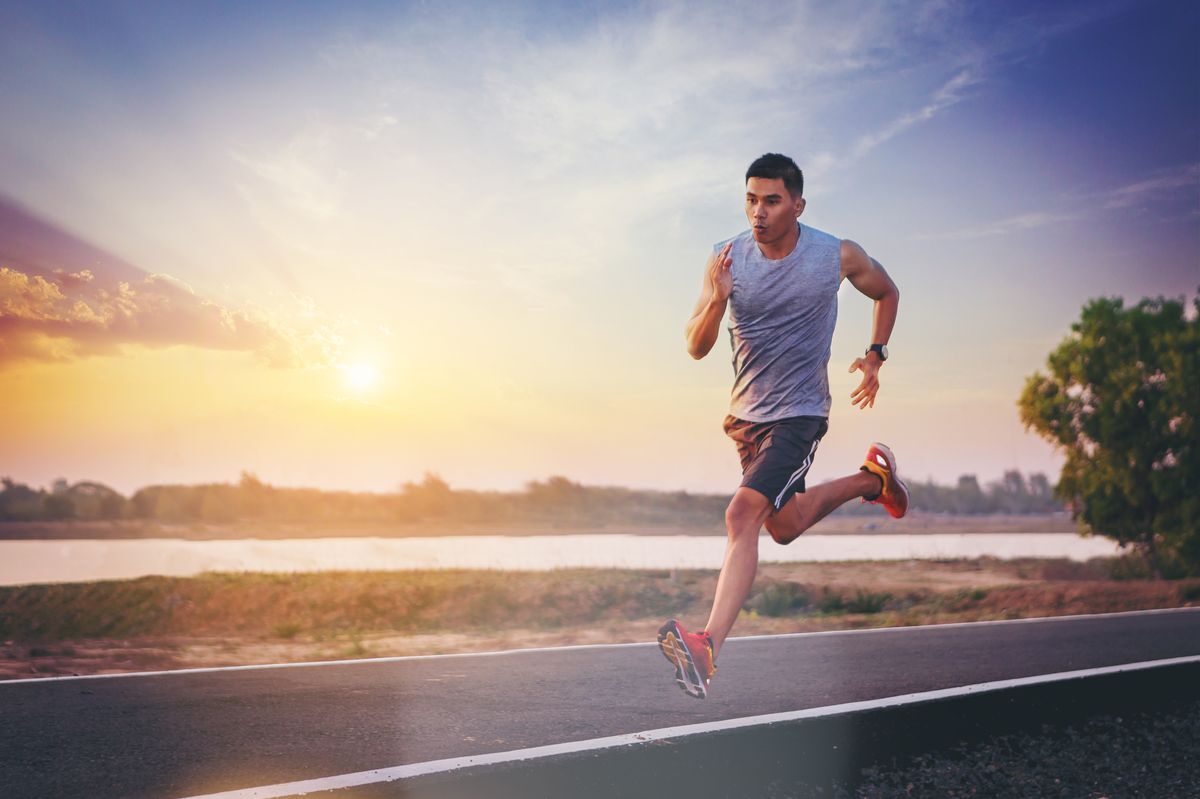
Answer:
[{"xmin": 657, "ymin": 620, "xmax": 707, "ymax": 699}]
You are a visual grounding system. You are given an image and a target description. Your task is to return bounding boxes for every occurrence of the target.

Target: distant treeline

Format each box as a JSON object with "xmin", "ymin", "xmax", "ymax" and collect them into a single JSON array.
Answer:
[{"xmin": 0, "ymin": 470, "xmax": 1062, "ymax": 526}]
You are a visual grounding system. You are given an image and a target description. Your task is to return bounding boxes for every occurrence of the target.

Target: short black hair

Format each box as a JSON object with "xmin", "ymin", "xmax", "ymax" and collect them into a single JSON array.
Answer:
[{"xmin": 745, "ymin": 153, "xmax": 804, "ymax": 198}]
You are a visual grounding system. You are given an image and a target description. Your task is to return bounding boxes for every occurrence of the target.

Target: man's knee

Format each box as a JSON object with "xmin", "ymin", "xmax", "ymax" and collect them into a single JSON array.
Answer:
[{"xmin": 725, "ymin": 490, "xmax": 770, "ymax": 539}]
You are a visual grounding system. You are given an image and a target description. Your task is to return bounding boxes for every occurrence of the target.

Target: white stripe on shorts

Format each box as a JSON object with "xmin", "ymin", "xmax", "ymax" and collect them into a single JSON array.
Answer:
[{"xmin": 774, "ymin": 436, "xmax": 821, "ymax": 509}]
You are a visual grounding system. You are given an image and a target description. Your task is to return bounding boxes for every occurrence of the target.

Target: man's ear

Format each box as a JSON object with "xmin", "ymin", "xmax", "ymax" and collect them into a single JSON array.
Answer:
[{"xmin": 794, "ymin": 197, "xmax": 806, "ymax": 218}]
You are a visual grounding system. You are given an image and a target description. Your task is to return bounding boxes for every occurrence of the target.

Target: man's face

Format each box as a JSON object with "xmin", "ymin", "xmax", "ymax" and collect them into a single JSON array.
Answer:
[{"xmin": 745, "ymin": 176, "xmax": 805, "ymax": 245}]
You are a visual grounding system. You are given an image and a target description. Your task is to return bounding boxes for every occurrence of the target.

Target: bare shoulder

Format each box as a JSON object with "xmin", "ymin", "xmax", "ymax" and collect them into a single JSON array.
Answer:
[{"xmin": 839, "ymin": 238, "xmax": 872, "ymax": 279}]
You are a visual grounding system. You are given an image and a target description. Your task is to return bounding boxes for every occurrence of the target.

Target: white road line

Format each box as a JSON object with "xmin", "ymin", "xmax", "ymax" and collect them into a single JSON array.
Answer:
[
  {"xmin": 176, "ymin": 654, "xmax": 1200, "ymax": 799},
  {"xmin": 731, "ymin": 605, "xmax": 1200, "ymax": 643},
  {"xmin": 3, "ymin": 605, "xmax": 1197, "ymax": 685}
]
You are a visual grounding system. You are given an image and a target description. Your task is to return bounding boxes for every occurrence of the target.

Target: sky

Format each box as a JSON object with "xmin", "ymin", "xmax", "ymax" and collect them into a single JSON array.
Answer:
[{"xmin": 1, "ymin": 0, "xmax": 1197, "ymax": 497}]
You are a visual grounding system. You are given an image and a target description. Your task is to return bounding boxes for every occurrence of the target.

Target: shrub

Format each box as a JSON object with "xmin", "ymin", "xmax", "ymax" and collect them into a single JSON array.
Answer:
[
  {"xmin": 818, "ymin": 588, "xmax": 846, "ymax": 613},
  {"xmin": 273, "ymin": 621, "xmax": 302, "ymax": 639},
  {"xmin": 1107, "ymin": 553, "xmax": 1158, "ymax": 581},
  {"xmin": 751, "ymin": 582, "xmax": 809, "ymax": 617},
  {"xmin": 846, "ymin": 590, "xmax": 892, "ymax": 614}
]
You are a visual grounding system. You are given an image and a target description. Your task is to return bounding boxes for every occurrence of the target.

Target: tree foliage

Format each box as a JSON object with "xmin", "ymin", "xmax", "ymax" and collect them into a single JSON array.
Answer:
[{"xmin": 1019, "ymin": 295, "xmax": 1198, "ymax": 575}]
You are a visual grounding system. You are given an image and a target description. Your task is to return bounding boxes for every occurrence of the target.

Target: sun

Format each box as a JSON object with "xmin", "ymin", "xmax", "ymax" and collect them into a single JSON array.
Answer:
[{"xmin": 340, "ymin": 361, "xmax": 380, "ymax": 393}]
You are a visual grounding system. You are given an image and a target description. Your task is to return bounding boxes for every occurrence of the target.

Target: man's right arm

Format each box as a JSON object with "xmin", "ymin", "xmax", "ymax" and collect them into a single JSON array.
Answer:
[{"xmin": 685, "ymin": 242, "xmax": 733, "ymax": 360}]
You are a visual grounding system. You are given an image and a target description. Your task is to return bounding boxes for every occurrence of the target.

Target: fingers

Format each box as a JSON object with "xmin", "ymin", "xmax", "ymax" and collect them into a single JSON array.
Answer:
[
  {"xmin": 851, "ymin": 388, "xmax": 877, "ymax": 409},
  {"xmin": 710, "ymin": 241, "xmax": 729, "ymax": 268},
  {"xmin": 709, "ymin": 243, "xmax": 734, "ymax": 273},
  {"xmin": 850, "ymin": 371, "xmax": 880, "ymax": 410},
  {"xmin": 853, "ymin": 389, "xmax": 877, "ymax": 409},
  {"xmin": 708, "ymin": 244, "xmax": 734, "ymax": 299}
]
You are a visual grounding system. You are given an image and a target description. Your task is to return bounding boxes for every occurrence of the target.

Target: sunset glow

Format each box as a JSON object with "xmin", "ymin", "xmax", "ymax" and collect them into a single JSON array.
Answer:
[
  {"xmin": 341, "ymin": 362, "xmax": 380, "ymax": 394},
  {"xmin": 0, "ymin": 1, "xmax": 1195, "ymax": 496}
]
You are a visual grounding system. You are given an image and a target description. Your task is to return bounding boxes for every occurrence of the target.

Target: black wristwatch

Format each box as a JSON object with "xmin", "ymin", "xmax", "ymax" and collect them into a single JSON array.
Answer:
[{"xmin": 866, "ymin": 344, "xmax": 889, "ymax": 361}]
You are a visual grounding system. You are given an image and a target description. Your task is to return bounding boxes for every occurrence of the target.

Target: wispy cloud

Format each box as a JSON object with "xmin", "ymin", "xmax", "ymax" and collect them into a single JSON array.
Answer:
[
  {"xmin": 1103, "ymin": 163, "xmax": 1200, "ymax": 211},
  {"xmin": 913, "ymin": 161, "xmax": 1200, "ymax": 241},
  {"xmin": 810, "ymin": 69, "xmax": 983, "ymax": 180},
  {"xmin": 808, "ymin": 2, "xmax": 1130, "ymax": 183},
  {"xmin": 912, "ymin": 211, "xmax": 1082, "ymax": 241},
  {"xmin": 232, "ymin": 122, "xmax": 346, "ymax": 221}
]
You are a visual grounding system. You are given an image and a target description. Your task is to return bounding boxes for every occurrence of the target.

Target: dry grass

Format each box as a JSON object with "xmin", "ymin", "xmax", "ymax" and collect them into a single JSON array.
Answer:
[{"xmin": 2, "ymin": 557, "xmax": 1196, "ymax": 680}]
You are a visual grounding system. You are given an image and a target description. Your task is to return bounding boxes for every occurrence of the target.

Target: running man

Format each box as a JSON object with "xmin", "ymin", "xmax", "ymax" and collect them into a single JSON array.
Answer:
[{"xmin": 658, "ymin": 153, "xmax": 909, "ymax": 699}]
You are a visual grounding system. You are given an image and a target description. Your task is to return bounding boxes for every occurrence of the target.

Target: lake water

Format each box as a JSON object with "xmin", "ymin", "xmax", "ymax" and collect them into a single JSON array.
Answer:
[{"xmin": 0, "ymin": 533, "xmax": 1123, "ymax": 586}]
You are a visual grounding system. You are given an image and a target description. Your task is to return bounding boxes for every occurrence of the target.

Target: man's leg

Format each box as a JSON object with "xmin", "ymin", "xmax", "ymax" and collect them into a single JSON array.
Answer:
[
  {"xmin": 704, "ymin": 471, "xmax": 881, "ymax": 657},
  {"xmin": 764, "ymin": 470, "xmax": 883, "ymax": 545},
  {"xmin": 661, "ymin": 440, "xmax": 909, "ymax": 696},
  {"xmin": 704, "ymin": 486, "xmax": 776, "ymax": 658}
]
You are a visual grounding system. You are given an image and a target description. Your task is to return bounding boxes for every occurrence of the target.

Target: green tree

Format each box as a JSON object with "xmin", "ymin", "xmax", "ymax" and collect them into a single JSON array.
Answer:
[
  {"xmin": 238, "ymin": 471, "xmax": 269, "ymax": 518},
  {"xmin": 953, "ymin": 474, "xmax": 986, "ymax": 513},
  {"xmin": 0, "ymin": 478, "xmax": 42, "ymax": 521},
  {"xmin": 1019, "ymin": 295, "xmax": 1198, "ymax": 576},
  {"xmin": 42, "ymin": 493, "xmax": 74, "ymax": 520},
  {"xmin": 400, "ymin": 473, "xmax": 452, "ymax": 518}
]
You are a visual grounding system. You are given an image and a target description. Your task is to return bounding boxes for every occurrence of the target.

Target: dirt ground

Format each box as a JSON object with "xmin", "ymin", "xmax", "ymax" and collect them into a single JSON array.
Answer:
[{"xmin": 4, "ymin": 558, "xmax": 1195, "ymax": 681}]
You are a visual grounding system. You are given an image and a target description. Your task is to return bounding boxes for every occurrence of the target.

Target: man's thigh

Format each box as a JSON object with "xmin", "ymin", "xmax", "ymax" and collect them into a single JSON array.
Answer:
[{"xmin": 724, "ymin": 415, "xmax": 828, "ymax": 512}]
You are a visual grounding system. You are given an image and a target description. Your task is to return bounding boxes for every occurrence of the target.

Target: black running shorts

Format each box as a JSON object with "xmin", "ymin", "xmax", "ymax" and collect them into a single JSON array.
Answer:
[{"xmin": 723, "ymin": 414, "xmax": 829, "ymax": 512}]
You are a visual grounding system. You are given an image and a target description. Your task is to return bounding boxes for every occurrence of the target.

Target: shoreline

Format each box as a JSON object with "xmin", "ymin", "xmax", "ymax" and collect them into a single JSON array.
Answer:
[{"xmin": 0, "ymin": 512, "xmax": 1077, "ymax": 541}]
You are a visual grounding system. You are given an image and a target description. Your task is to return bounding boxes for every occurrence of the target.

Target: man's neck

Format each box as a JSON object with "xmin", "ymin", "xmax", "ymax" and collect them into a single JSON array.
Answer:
[{"xmin": 756, "ymin": 222, "xmax": 801, "ymax": 261}]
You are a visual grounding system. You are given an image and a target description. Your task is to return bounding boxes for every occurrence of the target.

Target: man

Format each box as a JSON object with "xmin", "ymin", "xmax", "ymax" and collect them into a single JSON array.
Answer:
[{"xmin": 658, "ymin": 153, "xmax": 908, "ymax": 699}]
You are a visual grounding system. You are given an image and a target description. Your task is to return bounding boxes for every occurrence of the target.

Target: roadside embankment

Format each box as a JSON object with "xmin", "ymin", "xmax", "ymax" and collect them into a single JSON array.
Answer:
[{"xmin": 2, "ymin": 558, "xmax": 1198, "ymax": 679}]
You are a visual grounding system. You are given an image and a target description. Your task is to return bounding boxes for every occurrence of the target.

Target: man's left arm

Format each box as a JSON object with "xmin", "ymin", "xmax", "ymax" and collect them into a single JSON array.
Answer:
[{"xmin": 840, "ymin": 239, "xmax": 900, "ymax": 410}]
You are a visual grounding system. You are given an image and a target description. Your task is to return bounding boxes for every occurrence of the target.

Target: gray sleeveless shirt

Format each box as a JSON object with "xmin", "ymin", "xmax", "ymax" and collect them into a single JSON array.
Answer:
[{"xmin": 718, "ymin": 223, "xmax": 841, "ymax": 422}]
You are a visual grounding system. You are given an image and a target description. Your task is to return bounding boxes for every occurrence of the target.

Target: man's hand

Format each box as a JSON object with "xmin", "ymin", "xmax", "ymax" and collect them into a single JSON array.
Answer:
[
  {"xmin": 708, "ymin": 242, "xmax": 733, "ymax": 302},
  {"xmin": 686, "ymin": 242, "xmax": 734, "ymax": 359},
  {"xmin": 848, "ymin": 355, "xmax": 882, "ymax": 409}
]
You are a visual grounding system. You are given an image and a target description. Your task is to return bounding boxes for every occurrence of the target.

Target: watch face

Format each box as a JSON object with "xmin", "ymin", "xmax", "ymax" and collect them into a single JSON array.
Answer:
[{"xmin": 879, "ymin": 344, "xmax": 888, "ymax": 361}]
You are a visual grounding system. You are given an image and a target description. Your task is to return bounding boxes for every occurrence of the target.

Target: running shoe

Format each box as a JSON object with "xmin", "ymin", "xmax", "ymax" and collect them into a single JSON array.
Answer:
[
  {"xmin": 860, "ymin": 442, "xmax": 910, "ymax": 519},
  {"xmin": 657, "ymin": 619, "xmax": 715, "ymax": 699}
]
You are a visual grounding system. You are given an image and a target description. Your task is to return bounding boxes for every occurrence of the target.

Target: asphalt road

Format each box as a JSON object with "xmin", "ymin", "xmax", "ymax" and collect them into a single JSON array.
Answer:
[{"xmin": 2, "ymin": 609, "xmax": 1198, "ymax": 799}]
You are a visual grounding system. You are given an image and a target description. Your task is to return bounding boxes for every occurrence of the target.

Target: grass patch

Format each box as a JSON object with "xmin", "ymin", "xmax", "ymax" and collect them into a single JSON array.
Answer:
[
  {"xmin": 817, "ymin": 588, "xmax": 846, "ymax": 614},
  {"xmin": 750, "ymin": 582, "xmax": 809, "ymax": 617},
  {"xmin": 1107, "ymin": 552, "xmax": 1160, "ymax": 580},
  {"xmin": 272, "ymin": 621, "xmax": 303, "ymax": 639},
  {"xmin": 845, "ymin": 590, "xmax": 892, "ymax": 614},
  {"xmin": 1, "ymin": 558, "xmax": 1194, "ymax": 664},
  {"xmin": 342, "ymin": 634, "xmax": 369, "ymax": 657},
  {"xmin": 929, "ymin": 587, "xmax": 990, "ymax": 613},
  {"xmin": 0, "ymin": 568, "xmax": 713, "ymax": 642}
]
